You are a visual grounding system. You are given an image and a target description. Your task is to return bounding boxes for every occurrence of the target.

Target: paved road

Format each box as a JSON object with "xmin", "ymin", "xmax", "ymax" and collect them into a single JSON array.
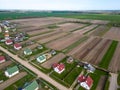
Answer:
[
  {"xmin": 109, "ymin": 73, "xmax": 118, "ymax": 90},
  {"xmin": 0, "ymin": 46, "xmax": 70, "ymax": 90}
]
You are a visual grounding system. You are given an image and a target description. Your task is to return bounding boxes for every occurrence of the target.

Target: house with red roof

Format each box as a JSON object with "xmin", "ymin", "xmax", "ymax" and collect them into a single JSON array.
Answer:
[
  {"xmin": 78, "ymin": 75, "xmax": 93, "ymax": 90},
  {"xmin": 5, "ymin": 39, "xmax": 13, "ymax": 45},
  {"xmin": 53, "ymin": 63, "xmax": 65, "ymax": 74},
  {"xmin": 14, "ymin": 43, "xmax": 22, "ymax": 50},
  {"xmin": 0, "ymin": 56, "xmax": 6, "ymax": 63}
]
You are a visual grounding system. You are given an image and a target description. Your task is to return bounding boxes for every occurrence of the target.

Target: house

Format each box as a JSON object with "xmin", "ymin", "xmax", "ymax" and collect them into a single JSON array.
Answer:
[
  {"xmin": 0, "ymin": 56, "xmax": 6, "ymax": 63},
  {"xmin": 24, "ymin": 48, "xmax": 32, "ymax": 55},
  {"xmin": 50, "ymin": 50, "xmax": 56, "ymax": 55},
  {"xmin": 84, "ymin": 63, "xmax": 95, "ymax": 73},
  {"xmin": 78, "ymin": 75, "xmax": 93, "ymax": 90},
  {"xmin": 14, "ymin": 43, "xmax": 22, "ymax": 50},
  {"xmin": 5, "ymin": 66, "xmax": 19, "ymax": 78},
  {"xmin": 37, "ymin": 45, "xmax": 43, "ymax": 49},
  {"xmin": 53, "ymin": 63, "xmax": 65, "ymax": 74},
  {"xmin": 5, "ymin": 39, "xmax": 13, "ymax": 45},
  {"xmin": 22, "ymin": 80, "xmax": 39, "ymax": 90},
  {"xmin": 36, "ymin": 55, "xmax": 46, "ymax": 63}
]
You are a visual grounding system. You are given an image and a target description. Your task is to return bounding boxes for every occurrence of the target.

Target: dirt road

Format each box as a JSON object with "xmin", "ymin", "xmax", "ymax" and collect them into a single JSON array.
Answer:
[
  {"xmin": 0, "ymin": 46, "xmax": 70, "ymax": 90},
  {"xmin": 109, "ymin": 73, "xmax": 118, "ymax": 90}
]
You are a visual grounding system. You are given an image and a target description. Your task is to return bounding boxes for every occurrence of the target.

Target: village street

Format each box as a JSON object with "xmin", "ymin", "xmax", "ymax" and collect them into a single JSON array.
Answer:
[
  {"xmin": 109, "ymin": 73, "xmax": 119, "ymax": 90},
  {"xmin": 0, "ymin": 46, "xmax": 72, "ymax": 90}
]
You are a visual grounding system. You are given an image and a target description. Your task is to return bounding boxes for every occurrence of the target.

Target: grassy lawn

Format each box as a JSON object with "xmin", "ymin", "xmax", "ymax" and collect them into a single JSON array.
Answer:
[
  {"xmin": 64, "ymin": 66, "xmax": 83, "ymax": 85},
  {"xmin": 99, "ymin": 40, "xmax": 118, "ymax": 69},
  {"xmin": 51, "ymin": 61, "xmax": 77, "ymax": 80},
  {"xmin": 0, "ymin": 70, "xmax": 9, "ymax": 81},
  {"xmin": 90, "ymin": 69, "xmax": 108, "ymax": 90},
  {"xmin": 4, "ymin": 73, "xmax": 35, "ymax": 90},
  {"xmin": 78, "ymin": 86, "xmax": 86, "ymax": 90},
  {"xmin": 117, "ymin": 72, "xmax": 120, "ymax": 86},
  {"xmin": 62, "ymin": 36, "xmax": 88, "ymax": 53}
]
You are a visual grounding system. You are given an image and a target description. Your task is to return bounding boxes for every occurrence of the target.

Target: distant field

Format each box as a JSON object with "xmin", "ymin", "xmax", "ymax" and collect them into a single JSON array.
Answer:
[{"xmin": 0, "ymin": 12, "xmax": 120, "ymax": 22}]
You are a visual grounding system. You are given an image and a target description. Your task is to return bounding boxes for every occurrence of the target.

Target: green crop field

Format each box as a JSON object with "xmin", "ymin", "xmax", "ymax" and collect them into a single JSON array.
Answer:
[
  {"xmin": 99, "ymin": 40, "xmax": 118, "ymax": 69},
  {"xmin": 0, "ymin": 11, "xmax": 120, "ymax": 23}
]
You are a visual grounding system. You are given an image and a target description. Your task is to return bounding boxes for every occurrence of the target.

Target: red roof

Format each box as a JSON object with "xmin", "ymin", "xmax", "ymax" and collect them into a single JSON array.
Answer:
[
  {"xmin": 78, "ymin": 75, "xmax": 93, "ymax": 87},
  {"xmin": 53, "ymin": 63, "xmax": 65, "ymax": 71},
  {"xmin": 14, "ymin": 43, "xmax": 21, "ymax": 48},
  {"xmin": 0, "ymin": 56, "xmax": 5, "ymax": 61},
  {"xmin": 6, "ymin": 39, "xmax": 12, "ymax": 43}
]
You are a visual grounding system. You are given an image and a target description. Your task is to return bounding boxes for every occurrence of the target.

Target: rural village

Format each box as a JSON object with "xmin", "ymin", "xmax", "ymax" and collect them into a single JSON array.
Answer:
[{"xmin": 0, "ymin": 17, "xmax": 120, "ymax": 90}]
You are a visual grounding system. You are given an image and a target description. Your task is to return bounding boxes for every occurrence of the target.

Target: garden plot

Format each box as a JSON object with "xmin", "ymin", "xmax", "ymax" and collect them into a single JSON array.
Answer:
[
  {"xmin": 72, "ymin": 37, "xmax": 102, "ymax": 60},
  {"xmin": 41, "ymin": 53, "xmax": 65, "ymax": 69},
  {"xmin": 45, "ymin": 33, "xmax": 83, "ymax": 50},
  {"xmin": 0, "ymin": 72, "xmax": 27, "ymax": 90},
  {"xmin": 83, "ymin": 39, "xmax": 112, "ymax": 65},
  {"xmin": 57, "ymin": 23, "xmax": 86, "ymax": 32},
  {"xmin": 96, "ymin": 76, "xmax": 107, "ymax": 90},
  {"xmin": 37, "ymin": 32, "xmax": 68, "ymax": 44},
  {"xmin": 103, "ymin": 27, "xmax": 120, "ymax": 41},
  {"xmin": 73, "ymin": 25, "xmax": 97, "ymax": 35},
  {"xmin": 0, "ymin": 61, "xmax": 12, "ymax": 70},
  {"xmin": 108, "ymin": 42, "xmax": 120, "ymax": 73}
]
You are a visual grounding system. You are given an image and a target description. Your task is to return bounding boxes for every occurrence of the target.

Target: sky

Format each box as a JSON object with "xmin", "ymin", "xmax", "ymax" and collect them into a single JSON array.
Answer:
[{"xmin": 0, "ymin": 0, "xmax": 120, "ymax": 10}]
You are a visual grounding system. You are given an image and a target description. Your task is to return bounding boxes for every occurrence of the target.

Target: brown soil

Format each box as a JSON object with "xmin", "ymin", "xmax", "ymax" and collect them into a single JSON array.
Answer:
[
  {"xmin": 45, "ymin": 33, "xmax": 83, "ymax": 50},
  {"xmin": 103, "ymin": 27, "xmax": 120, "ymax": 41},
  {"xmin": 41, "ymin": 53, "xmax": 65, "ymax": 69},
  {"xmin": 108, "ymin": 42, "xmax": 120, "ymax": 73}
]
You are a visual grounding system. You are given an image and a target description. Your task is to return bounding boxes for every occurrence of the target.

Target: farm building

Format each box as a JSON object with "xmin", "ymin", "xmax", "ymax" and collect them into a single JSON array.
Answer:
[
  {"xmin": 5, "ymin": 39, "xmax": 13, "ymax": 45},
  {"xmin": 78, "ymin": 75, "xmax": 93, "ymax": 90},
  {"xmin": 22, "ymin": 80, "xmax": 39, "ymax": 90},
  {"xmin": 24, "ymin": 48, "xmax": 32, "ymax": 55},
  {"xmin": 44, "ymin": 53, "xmax": 52, "ymax": 59},
  {"xmin": 0, "ymin": 56, "xmax": 6, "ymax": 63},
  {"xmin": 36, "ymin": 55, "xmax": 46, "ymax": 63},
  {"xmin": 14, "ymin": 43, "xmax": 22, "ymax": 50},
  {"xmin": 53, "ymin": 63, "xmax": 65, "ymax": 74},
  {"xmin": 5, "ymin": 66, "xmax": 19, "ymax": 78},
  {"xmin": 84, "ymin": 63, "xmax": 95, "ymax": 73}
]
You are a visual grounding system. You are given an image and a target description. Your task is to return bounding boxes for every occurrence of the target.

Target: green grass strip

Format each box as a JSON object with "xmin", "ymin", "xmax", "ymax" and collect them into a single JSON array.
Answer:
[{"xmin": 99, "ymin": 40, "xmax": 118, "ymax": 69}]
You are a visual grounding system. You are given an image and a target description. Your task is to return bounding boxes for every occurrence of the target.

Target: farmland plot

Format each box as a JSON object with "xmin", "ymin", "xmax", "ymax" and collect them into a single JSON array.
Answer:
[
  {"xmin": 83, "ymin": 39, "xmax": 112, "ymax": 65},
  {"xmin": 45, "ymin": 33, "xmax": 83, "ymax": 50},
  {"xmin": 29, "ymin": 30, "xmax": 61, "ymax": 41},
  {"xmin": 27, "ymin": 28, "xmax": 52, "ymax": 36},
  {"xmin": 108, "ymin": 42, "xmax": 120, "ymax": 73},
  {"xmin": 73, "ymin": 25, "xmax": 97, "ymax": 35},
  {"xmin": 73, "ymin": 37, "xmax": 102, "ymax": 60},
  {"xmin": 37, "ymin": 32, "xmax": 68, "ymax": 44},
  {"xmin": 103, "ymin": 27, "xmax": 120, "ymax": 41},
  {"xmin": 10, "ymin": 17, "xmax": 66, "ymax": 27},
  {"xmin": 41, "ymin": 53, "xmax": 65, "ymax": 69},
  {"xmin": 67, "ymin": 36, "xmax": 95, "ymax": 56},
  {"xmin": 57, "ymin": 23, "xmax": 86, "ymax": 32}
]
